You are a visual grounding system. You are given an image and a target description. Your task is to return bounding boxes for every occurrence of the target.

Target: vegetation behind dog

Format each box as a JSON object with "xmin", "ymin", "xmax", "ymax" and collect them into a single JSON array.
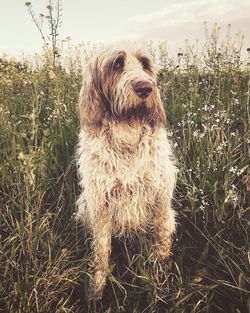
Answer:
[{"xmin": 0, "ymin": 27, "xmax": 249, "ymax": 312}]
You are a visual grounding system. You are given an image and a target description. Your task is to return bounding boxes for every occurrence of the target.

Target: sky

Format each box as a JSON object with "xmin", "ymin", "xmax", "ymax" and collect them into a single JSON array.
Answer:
[{"xmin": 0, "ymin": 0, "xmax": 250, "ymax": 57}]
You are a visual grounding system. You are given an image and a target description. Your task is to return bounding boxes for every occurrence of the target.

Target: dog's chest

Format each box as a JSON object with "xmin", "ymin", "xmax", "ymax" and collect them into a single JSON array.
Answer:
[
  {"xmin": 102, "ymin": 132, "xmax": 162, "ymax": 232},
  {"xmin": 78, "ymin": 127, "xmax": 172, "ymax": 233},
  {"xmin": 106, "ymin": 126, "xmax": 165, "ymax": 190}
]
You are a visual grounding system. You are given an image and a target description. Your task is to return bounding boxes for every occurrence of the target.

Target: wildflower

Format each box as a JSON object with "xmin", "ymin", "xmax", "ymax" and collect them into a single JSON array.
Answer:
[
  {"xmin": 25, "ymin": 2, "xmax": 31, "ymax": 7},
  {"xmin": 216, "ymin": 145, "xmax": 223, "ymax": 153},
  {"xmin": 193, "ymin": 130, "xmax": 199, "ymax": 137},
  {"xmin": 229, "ymin": 166, "xmax": 237, "ymax": 173},
  {"xmin": 225, "ymin": 189, "xmax": 238, "ymax": 204},
  {"xmin": 233, "ymin": 98, "xmax": 239, "ymax": 105},
  {"xmin": 201, "ymin": 199, "xmax": 209, "ymax": 207},
  {"xmin": 237, "ymin": 166, "xmax": 247, "ymax": 176}
]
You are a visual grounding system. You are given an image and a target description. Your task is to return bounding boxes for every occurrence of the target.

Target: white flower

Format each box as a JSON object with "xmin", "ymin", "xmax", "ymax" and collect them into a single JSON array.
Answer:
[
  {"xmin": 193, "ymin": 130, "xmax": 199, "ymax": 137},
  {"xmin": 229, "ymin": 166, "xmax": 237, "ymax": 173}
]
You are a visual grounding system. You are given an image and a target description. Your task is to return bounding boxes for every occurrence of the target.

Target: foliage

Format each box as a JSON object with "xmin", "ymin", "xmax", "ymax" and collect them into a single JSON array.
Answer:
[
  {"xmin": 0, "ymin": 28, "xmax": 249, "ymax": 312},
  {"xmin": 25, "ymin": 0, "xmax": 63, "ymax": 70}
]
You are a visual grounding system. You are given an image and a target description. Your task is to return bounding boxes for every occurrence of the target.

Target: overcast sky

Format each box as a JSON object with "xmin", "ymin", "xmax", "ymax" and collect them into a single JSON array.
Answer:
[{"xmin": 0, "ymin": 0, "xmax": 249, "ymax": 57}]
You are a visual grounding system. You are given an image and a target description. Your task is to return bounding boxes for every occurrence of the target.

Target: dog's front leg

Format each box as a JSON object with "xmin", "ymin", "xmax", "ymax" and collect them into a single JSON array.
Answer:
[
  {"xmin": 152, "ymin": 195, "xmax": 176, "ymax": 261},
  {"xmin": 91, "ymin": 213, "xmax": 112, "ymax": 299}
]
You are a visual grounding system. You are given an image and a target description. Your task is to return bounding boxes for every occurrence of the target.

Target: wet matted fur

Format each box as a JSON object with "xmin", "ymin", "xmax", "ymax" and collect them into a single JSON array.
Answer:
[{"xmin": 76, "ymin": 44, "xmax": 178, "ymax": 299}]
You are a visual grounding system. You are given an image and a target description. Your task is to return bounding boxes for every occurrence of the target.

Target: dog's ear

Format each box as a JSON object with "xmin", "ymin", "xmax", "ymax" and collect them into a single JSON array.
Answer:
[{"xmin": 78, "ymin": 58, "xmax": 108, "ymax": 134}]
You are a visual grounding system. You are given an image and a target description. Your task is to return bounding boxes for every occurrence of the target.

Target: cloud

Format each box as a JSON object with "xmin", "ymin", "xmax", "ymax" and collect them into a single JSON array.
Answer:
[{"xmin": 124, "ymin": 0, "xmax": 250, "ymax": 52}]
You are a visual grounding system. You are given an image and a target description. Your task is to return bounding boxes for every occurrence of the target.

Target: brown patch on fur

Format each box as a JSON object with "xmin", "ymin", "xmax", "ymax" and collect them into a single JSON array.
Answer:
[{"xmin": 78, "ymin": 59, "xmax": 111, "ymax": 136}]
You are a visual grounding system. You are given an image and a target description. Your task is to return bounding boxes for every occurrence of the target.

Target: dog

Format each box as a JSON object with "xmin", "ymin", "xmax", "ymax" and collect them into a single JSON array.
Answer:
[{"xmin": 76, "ymin": 44, "xmax": 177, "ymax": 299}]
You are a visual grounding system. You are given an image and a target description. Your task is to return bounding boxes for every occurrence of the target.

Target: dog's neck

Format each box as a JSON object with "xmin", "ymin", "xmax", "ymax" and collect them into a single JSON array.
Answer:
[{"xmin": 103, "ymin": 120, "xmax": 151, "ymax": 154}]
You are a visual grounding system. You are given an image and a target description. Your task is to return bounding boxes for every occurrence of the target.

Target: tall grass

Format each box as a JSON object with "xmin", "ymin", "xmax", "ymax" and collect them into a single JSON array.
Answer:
[{"xmin": 0, "ymin": 28, "xmax": 249, "ymax": 312}]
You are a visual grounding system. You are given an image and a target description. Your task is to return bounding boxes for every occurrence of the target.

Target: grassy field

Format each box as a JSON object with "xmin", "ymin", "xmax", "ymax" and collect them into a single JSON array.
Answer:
[{"xmin": 0, "ymin": 35, "xmax": 249, "ymax": 312}]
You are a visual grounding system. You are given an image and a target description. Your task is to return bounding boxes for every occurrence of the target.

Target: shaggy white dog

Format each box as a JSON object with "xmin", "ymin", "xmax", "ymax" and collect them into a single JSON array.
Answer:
[{"xmin": 76, "ymin": 45, "xmax": 177, "ymax": 298}]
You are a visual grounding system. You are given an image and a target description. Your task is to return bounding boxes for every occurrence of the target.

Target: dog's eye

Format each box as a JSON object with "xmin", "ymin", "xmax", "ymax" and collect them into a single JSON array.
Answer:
[
  {"xmin": 113, "ymin": 57, "xmax": 124, "ymax": 70},
  {"xmin": 140, "ymin": 57, "xmax": 151, "ymax": 70}
]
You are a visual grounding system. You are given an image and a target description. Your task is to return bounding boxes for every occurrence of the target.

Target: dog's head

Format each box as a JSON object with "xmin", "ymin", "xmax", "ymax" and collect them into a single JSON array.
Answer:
[{"xmin": 78, "ymin": 44, "xmax": 166, "ymax": 134}]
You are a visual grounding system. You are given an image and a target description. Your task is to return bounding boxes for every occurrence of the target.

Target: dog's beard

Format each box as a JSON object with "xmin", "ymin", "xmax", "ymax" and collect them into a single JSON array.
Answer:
[
  {"xmin": 110, "ymin": 90, "xmax": 159, "ymax": 127},
  {"xmin": 109, "ymin": 97, "xmax": 161, "ymax": 128},
  {"xmin": 121, "ymin": 102, "xmax": 150, "ymax": 120}
]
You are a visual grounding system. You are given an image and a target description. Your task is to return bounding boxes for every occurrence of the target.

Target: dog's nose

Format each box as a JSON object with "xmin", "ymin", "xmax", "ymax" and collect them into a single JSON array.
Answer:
[{"xmin": 133, "ymin": 81, "xmax": 152, "ymax": 98}]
